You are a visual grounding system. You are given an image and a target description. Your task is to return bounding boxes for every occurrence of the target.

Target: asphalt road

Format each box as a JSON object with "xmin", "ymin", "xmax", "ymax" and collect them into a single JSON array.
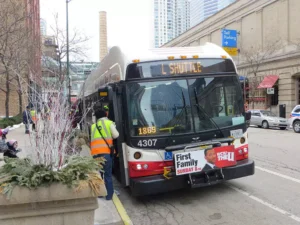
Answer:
[{"xmin": 116, "ymin": 127, "xmax": 300, "ymax": 225}]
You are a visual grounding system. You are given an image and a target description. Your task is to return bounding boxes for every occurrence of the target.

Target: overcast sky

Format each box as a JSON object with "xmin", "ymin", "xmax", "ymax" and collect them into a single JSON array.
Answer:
[{"xmin": 40, "ymin": 0, "xmax": 154, "ymax": 62}]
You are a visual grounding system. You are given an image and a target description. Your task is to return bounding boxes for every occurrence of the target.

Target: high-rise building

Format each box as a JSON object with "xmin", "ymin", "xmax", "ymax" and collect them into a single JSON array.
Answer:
[
  {"xmin": 154, "ymin": 0, "xmax": 190, "ymax": 48},
  {"xmin": 218, "ymin": 0, "xmax": 236, "ymax": 10},
  {"xmin": 190, "ymin": 0, "xmax": 236, "ymax": 27},
  {"xmin": 99, "ymin": 11, "xmax": 108, "ymax": 62},
  {"xmin": 40, "ymin": 18, "xmax": 47, "ymax": 36}
]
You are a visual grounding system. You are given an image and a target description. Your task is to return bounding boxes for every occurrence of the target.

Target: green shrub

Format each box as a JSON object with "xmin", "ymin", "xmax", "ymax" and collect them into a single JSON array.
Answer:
[
  {"xmin": 0, "ymin": 156, "xmax": 105, "ymax": 199},
  {"xmin": 0, "ymin": 114, "xmax": 22, "ymax": 129},
  {"xmin": 12, "ymin": 113, "xmax": 22, "ymax": 124}
]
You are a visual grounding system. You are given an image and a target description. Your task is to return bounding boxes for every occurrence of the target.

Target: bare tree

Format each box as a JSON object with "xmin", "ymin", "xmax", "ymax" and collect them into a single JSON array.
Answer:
[
  {"xmin": 0, "ymin": 0, "xmax": 34, "ymax": 117},
  {"xmin": 49, "ymin": 13, "xmax": 90, "ymax": 82},
  {"xmin": 13, "ymin": 38, "xmax": 36, "ymax": 114},
  {"xmin": 239, "ymin": 40, "xmax": 283, "ymax": 108}
]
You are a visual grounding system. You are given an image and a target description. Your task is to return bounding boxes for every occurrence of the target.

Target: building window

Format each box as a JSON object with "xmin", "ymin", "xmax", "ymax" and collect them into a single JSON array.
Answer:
[{"xmin": 248, "ymin": 76, "xmax": 266, "ymax": 103}]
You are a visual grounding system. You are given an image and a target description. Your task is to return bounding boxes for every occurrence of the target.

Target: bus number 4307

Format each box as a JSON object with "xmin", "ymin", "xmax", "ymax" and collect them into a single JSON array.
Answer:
[{"xmin": 137, "ymin": 139, "xmax": 157, "ymax": 147}]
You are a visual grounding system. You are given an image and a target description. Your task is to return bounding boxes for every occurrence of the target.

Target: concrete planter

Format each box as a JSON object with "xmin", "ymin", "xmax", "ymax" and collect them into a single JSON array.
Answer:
[{"xmin": 0, "ymin": 183, "xmax": 107, "ymax": 225}]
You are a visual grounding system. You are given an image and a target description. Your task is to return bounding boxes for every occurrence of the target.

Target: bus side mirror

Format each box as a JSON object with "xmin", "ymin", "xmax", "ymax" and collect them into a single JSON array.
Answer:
[{"xmin": 245, "ymin": 111, "xmax": 251, "ymax": 121}]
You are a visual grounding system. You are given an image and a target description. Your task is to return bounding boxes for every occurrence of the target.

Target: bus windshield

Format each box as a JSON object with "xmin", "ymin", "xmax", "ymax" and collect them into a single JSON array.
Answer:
[{"xmin": 127, "ymin": 75, "xmax": 244, "ymax": 137}]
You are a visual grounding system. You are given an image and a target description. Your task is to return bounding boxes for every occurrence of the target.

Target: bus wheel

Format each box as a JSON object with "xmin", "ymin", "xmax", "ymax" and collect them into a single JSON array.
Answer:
[{"xmin": 262, "ymin": 121, "xmax": 269, "ymax": 129}]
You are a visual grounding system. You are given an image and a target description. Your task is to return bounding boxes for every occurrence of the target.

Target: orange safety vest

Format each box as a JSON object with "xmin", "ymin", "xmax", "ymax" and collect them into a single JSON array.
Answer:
[
  {"xmin": 30, "ymin": 110, "xmax": 37, "ymax": 122},
  {"xmin": 90, "ymin": 119, "xmax": 114, "ymax": 155}
]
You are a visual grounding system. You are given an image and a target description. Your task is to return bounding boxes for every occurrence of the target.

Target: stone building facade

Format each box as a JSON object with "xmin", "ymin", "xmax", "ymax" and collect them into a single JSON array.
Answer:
[{"xmin": 162, "ymin": 0, "xmax": 300, "ymax": 117}]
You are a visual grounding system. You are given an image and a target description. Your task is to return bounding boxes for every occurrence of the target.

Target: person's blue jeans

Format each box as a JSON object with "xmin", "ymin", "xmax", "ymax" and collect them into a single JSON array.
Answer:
[
  {"xmin": 25, "ymin": 123, "xmax": 30, "ymax": 132},
  {"xmin": 93, "ymin": 154, "xmax": 114, "ymax": 200}
]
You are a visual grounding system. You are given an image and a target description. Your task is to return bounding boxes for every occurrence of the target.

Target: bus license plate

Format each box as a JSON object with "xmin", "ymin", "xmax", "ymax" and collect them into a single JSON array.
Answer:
[{"xmin": 230, "ymin": 129, "xmax": 243, "ymax": 139}]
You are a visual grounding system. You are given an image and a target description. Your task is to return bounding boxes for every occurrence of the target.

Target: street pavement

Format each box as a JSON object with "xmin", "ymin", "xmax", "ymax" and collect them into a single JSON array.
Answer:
[{"xmin": 116, "ymin": 127, "xmax": 300, "ymax": 225}]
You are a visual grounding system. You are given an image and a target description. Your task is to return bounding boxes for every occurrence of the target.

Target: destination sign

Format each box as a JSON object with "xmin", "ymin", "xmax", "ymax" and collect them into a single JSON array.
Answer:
[
  {"xmin": 161, "ymin": 62, "xmax": 202, "ymax": 75},
  {"xmin": 126, "ymin": 58, "xmax": 236, "ymax": 80},
  {"xmin": 138, "ymin": 126, "xmax": 157, "ymax": 136}
]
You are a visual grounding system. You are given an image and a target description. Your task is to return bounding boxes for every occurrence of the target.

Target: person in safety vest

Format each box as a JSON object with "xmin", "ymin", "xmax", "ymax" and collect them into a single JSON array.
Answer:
[
  {"xmin": 30, "ymin": 108, "xmax": 37, "ymax": 131},
  {"xmin": 90, "ymin": 109, "xmax": 119, "ymax": 200},
  {"xmin": 103, "ymin": 105, "xmax": 109, "ymax": 117}
]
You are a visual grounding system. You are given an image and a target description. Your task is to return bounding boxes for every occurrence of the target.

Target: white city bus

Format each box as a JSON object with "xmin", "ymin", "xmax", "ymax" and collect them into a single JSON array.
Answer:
[{"xmin": 77, "ymin": 43, "xmax": 254, "ymax": 196}]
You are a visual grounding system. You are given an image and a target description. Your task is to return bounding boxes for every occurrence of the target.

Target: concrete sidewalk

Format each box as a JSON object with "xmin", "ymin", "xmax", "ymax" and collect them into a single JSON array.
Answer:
[{"xmin": 1, "ymin": 125, "xmax": 126, "ymax": 225}]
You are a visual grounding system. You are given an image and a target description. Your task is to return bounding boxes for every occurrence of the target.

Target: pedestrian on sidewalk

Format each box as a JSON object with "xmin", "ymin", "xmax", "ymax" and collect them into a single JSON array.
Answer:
[
  {"xmin": 90, "ymin": 109, "xmax": 119, "ymax": 200},
  {"xmin": 30, "ymin": 107, "xmax": 37, "ymax": 131},
  {"xmin": 0, "ymin": 129, "xmax": 21, "ymax": 159},
  {"xmin": 23, "ymin": 106, "xmax": 33, "ymax": 134},
  {"xmin": 3, "ymin": 140, "xmax": 21, "ymax": 158},
  {"xmin": 0, "ymin": 129, "xmax": 8, "ymax": 153},
  {"xmin": 1, "ymin": 128, "xmax": 9, "ymax": 140}
]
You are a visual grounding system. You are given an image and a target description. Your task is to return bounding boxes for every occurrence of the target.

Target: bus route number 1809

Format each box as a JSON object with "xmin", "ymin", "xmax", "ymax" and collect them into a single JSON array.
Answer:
[{"xmin": 137, "ymin": 139, "xmax": 157, "ymax": 147}]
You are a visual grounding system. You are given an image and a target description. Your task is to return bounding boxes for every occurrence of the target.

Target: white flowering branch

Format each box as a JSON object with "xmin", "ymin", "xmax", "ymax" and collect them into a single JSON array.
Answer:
[{"xmin": 9, "ymin": 65, "xmax": 97, "ymax": 169}]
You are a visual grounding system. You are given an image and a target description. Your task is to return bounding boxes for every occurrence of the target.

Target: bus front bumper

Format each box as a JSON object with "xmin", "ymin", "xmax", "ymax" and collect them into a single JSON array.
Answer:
[{"xmin": 130, "ymin": 159, "xmax": 255, "ymax": 196}]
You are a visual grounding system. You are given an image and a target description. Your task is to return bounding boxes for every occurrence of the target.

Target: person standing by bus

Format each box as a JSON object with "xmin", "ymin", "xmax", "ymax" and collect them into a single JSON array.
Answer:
[
  {"xmin": 23, "ymin": 106, "xmax": 33, "ymax": 134},
  {"xmin": 103, "ymin": 105, "xmax": 109, "ymax": 117},
  {"xmin": 90, "ymin": 109, "xmax": 119, "ymax": 200},
  {"xmin": 30, "ymin": 107, "xmax": 37, "ymax": 131}
]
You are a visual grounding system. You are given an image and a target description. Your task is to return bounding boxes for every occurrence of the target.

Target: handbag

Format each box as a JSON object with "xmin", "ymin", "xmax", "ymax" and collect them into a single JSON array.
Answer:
[{"xmin": 95, "ymin": 123, "xmax": 114, "ymax": 157}]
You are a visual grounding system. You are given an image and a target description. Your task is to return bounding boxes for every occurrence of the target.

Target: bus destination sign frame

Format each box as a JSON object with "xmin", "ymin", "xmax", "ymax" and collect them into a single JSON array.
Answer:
[
  {"xmin": 161, "ymin": 62, "xmax": 202, "ymax": 76},
  {"xmin": 126, "ymin": 58, "xmax": 236, "ymax": 80}
]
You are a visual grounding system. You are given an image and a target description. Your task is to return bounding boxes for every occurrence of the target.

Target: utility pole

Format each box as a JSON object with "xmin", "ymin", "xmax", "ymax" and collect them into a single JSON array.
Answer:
[{"xmin": 66, "ymin": 0, "xmax": 71, "ymax": 106}]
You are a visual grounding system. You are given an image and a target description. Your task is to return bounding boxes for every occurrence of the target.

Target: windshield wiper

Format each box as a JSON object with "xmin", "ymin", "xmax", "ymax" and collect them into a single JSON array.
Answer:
[
  {"xmin": 165, "ymin": 88, "xmax": 190, "ymax": 145},
  {"xmin": 193, "ymin": 88, "xmax": 225, "ymax": 138},
  {"xmin": 181, "ymin": 88, "xmax": 189, "ymax": 127}
]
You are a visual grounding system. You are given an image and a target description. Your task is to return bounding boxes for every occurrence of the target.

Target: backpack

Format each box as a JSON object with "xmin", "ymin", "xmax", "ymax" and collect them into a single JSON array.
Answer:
[{"xmin": 0, "ymin": 139, "xmax": 8, "ymax": 153}]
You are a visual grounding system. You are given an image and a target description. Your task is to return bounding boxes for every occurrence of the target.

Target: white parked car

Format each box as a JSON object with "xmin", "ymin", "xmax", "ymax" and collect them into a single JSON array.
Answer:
[
  {"xmin": 288, "ymin": 105, "xmax": 300, "ymax": 133},
  {"xmin": 248, "ymin": 110, "xmax": 288, "ymax": 130}
]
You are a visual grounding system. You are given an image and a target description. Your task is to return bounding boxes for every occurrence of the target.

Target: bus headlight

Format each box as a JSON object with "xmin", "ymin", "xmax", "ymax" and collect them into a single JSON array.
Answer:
[
  {"xmin": 240, "ymin": 137, "xmax": 246, "ymax": 144},
  {"xmin": 134, "ymin": 152, "xmax": 142, "ymax": 159}
]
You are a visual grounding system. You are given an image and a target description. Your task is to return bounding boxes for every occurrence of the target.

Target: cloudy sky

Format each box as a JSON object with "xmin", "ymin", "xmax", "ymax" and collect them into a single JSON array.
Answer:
[{"xmin": 40, "ymin": 0, "xmax": 154, "ymax": 62}]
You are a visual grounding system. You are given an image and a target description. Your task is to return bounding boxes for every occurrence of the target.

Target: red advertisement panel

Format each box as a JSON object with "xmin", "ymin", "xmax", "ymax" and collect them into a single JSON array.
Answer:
[{"xmin": 214, "ymin": 145, "xmax": 237, "ymax": 168}]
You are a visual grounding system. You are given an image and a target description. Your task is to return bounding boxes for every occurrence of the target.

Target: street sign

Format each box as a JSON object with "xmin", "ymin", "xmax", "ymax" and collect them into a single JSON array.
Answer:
[
  {"xmin": 267, "ymin": 88, "xmax": 274, "ymax": 94},
  {"xmin": 223, "ymin": 47, "xmax": 238, "ymax": 56},
  {"xmin": 222, "ymin": 29, "xmax": 238, "ymax": 47}
]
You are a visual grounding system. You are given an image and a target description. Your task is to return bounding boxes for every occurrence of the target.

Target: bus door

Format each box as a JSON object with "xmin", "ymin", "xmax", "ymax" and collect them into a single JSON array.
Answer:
[{"xmin": 98, "ymin": 85, "xmax": 127, "ymax": 187}]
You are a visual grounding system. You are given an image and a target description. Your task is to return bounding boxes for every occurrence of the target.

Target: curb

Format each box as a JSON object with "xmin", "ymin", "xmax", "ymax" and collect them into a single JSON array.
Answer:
[{"xmin": 112, "ymin": 193, "xmax": 133, "ymax": 225}]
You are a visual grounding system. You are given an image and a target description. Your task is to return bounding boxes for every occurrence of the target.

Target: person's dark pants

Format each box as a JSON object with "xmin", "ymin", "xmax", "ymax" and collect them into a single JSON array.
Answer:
[
  {"xmin": 25, "ymin": 123, "xmax": 30, "ymax": 133},
  {"xmin": 93, "ymin": 154, "xmax": 114, "ymax": 200}
]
